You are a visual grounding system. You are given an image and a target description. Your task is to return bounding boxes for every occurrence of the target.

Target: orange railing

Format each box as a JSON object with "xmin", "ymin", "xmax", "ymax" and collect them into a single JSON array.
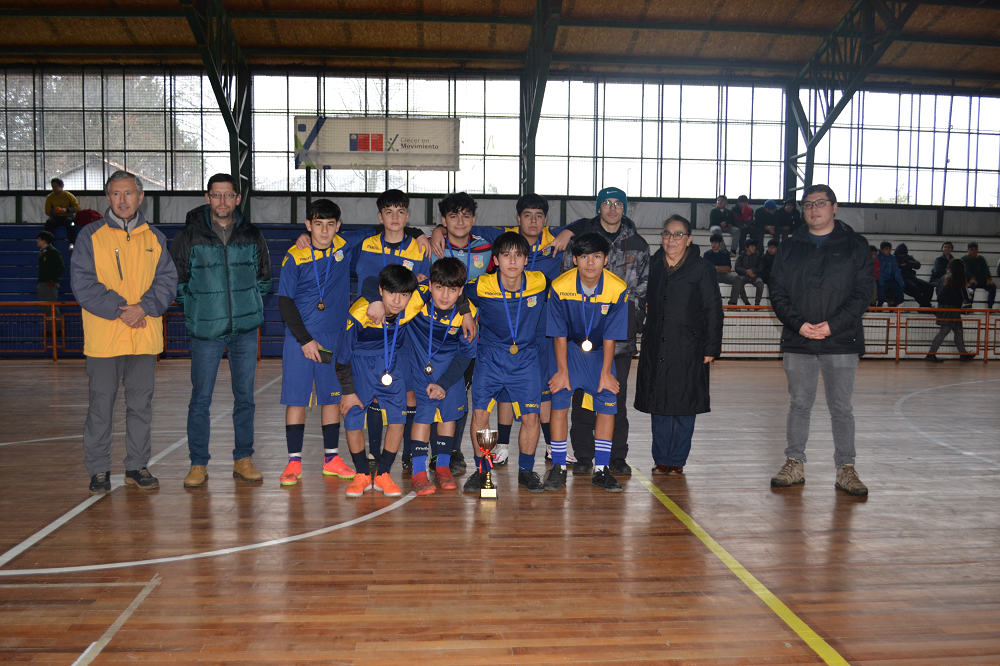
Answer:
[{"xmin": 0, "ymin": 302, "xmax": 261, "ymax": 361}]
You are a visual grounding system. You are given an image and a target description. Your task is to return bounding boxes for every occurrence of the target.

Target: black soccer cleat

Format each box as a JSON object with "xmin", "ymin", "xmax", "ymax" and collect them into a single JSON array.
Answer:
[
  {"xmin": 124, "ymin": 467, "xmax": 159, "ymax": 489},
  {"xmin": 609, "ymin": 458, "xmax": 632, "ymax": 476},
  {"xmin": 401, "ymin": 455, "xmax": 412, "ymax": 475},
  {"xmin": 572, "ymin": 457, "xmax": 594, "ymax": 475},
  {"xmin": 591, "ymin": 468, "xmax": 623, "ymax": 493},
  {"xmin": 450, "ymin": 449, "xmax": 467, "ymax": 474},
  {"xmin": 543, "ymin": 466, "xmax": 567, "ymax": 491},
  {"xmin": 463, "ymin": 470, "xmax": 484, "ymax": 493},
  {"xmin": 89, "ymin": 471, "xmax": 111, "ymax": 494},
  {"xmin": 518, "ymin": 469, "xmax": 544, "ymax": 493}
]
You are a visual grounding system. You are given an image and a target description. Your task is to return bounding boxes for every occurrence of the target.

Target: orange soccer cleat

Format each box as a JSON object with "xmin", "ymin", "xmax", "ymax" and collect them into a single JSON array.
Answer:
[
  {"xmin": 373, "ymin": 472, "xmax": 402, "ymax": 498},
  {"xmin": 411, "ymin": 471, "xmax": 436, "ymax": 496},
  {"xmin": 345, "ymin": 473, "xmax": 373, "ymax": 497},
  {"xmin": 279, "ymin": 460, "xmax": 302, "ymax": 486},
  {"xmin": 322, "ymin": 455, "xmax": 356, "ymax": 479},
  {"xmin": 434, "ymin": 466, "xmax": 458, "ymax": 490}
]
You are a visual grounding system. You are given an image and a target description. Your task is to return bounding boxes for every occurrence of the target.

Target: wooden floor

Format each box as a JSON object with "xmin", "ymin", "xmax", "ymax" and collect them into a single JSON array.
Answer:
[{"xmin": 0, "ymin": 358, "xmax": 997, "ymax": 665}]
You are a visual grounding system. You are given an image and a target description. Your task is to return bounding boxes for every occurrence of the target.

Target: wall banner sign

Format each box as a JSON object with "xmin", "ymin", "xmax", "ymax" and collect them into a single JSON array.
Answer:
[{"xmin": 294, "ymin": 116, "xmax": 460, "ymax": 171}]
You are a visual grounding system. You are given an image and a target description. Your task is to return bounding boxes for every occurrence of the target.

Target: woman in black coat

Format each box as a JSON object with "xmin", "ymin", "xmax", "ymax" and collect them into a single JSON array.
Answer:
[{"xmin": 635, "ymin": 214, "xmax": 724, "ymax": 475}]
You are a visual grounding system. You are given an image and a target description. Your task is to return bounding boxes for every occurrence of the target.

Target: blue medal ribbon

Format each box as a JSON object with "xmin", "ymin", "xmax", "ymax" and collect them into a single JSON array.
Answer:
[
  {"xmin": 577, "ymin": 271, "xmax": 603, "ymax": 346},
  {"xmin": 500, "ymin": 274, "xmax": 524, "ymax": 347},
  {"xmin": 382, "ymin": 315, "xmax": 401, "ymax": 377},
  {"xmin": 446, "ymin": 236, "xmax": 472, "ymax": 276},
  {"xmin": 310, "ymin": 244, "xmax": 332, "ymax": 309},
  {"xmin": 380, "ymin": 232, "xmax": 402, "ymax": 268},
  {"xmin": 426, "ymin": 300, "xmax": 459, "ymax": 370}
]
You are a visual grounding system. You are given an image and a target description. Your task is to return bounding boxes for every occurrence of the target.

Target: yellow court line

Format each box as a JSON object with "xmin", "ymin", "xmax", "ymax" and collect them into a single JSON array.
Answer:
[{"xmin": 631, "ymin": 468, "xmax": 851, "ymax": 666}]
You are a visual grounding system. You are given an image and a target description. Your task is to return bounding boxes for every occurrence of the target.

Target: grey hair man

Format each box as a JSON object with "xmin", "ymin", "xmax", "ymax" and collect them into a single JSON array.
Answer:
[{"xmin": 70, "ymin": 170, "xmax": 178, "ymax": 493}]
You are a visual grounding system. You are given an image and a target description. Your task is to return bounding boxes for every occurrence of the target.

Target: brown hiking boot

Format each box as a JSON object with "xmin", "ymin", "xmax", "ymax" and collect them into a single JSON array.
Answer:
[
  {"xmin": 233, "ymin": 457, "xmax": 263, "ymax": 482},
  {"xmin": 836, "ymin": 464, "xmax": 868, "ymax": 496},
  {"xmin": 770, "ymin": 458, "xmax": 805, "ymax": 487},
  {"xmin": 183, "ymin": 465, "xmax": 208, "ymax": 488}
]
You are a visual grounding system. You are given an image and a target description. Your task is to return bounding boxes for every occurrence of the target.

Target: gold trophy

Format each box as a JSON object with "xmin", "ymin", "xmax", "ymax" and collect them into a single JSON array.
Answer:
[{"xmin": 475, "ymin": 428, "xmax": 499, "ymax": 499}]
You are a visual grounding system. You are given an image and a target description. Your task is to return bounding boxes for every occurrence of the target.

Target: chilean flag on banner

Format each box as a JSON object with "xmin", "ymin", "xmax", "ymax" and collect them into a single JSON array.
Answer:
[{"xmin": 349, "ymin": 133, "xmax": 384, "ymax": 152}]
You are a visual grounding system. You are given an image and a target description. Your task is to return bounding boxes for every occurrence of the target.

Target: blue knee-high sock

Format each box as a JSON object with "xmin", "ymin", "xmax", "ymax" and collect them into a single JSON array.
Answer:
[
  {"xmin": 497, "ymin": 422, "xmax": 512, "ymax": 446},
  {"xmin": 412, "ymin": 440, "xmax": 429, "ymax": 475},
  {"xmin": 434, "ymin": 435, "xmax": 454, "ymax": 469},
  {"xmin": 540, "ymin": 422, "xmax": 552, "ymax": 447},
  {"xmin": 518, "ymin": 451, "xmax": 535, "ymax": 471},
  {"xmin": 322, "ymin": 423, "xmax": 340, "ymax": 461},
  {"xmin": 366, "ymin": 404, "xmax": 383, "ymax": 458},
  {"xmin": 595, "ymin": 438, "xmax": 612, "ymax": 469},
  {"xmin": 402, "ymin": 407, "xmax": 416, "ymax": 457},
  {"xmin": 285, "ymin": 424, "xmax": 305, "ymax": 460},
  {"xmin": 551, "ymin": 439, "xmax": 567, "ymax": 468}
]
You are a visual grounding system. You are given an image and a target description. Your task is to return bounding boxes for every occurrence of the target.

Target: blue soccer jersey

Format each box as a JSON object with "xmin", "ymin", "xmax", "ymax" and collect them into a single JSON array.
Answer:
[
  {"xmin": 473, "ymin": 224, "xmax": 567, "ymax": 283},
  {"xmin": 353, "ymin": 233, "xmax": 430, "ymax": 293},
  {"xmin": 432, "ymin": 233, "xmax": 493, "ymax": 282},
  {"xmin": 278, "ymin": 236, "xmax": 353, "ymax": 347},
  {"xmin": 403, "ymin": 290, "xmax": 478, "ymax": 424},
  {"xmin": 546, "ymin": 268, "xmax": 629, "ymax": 413}
]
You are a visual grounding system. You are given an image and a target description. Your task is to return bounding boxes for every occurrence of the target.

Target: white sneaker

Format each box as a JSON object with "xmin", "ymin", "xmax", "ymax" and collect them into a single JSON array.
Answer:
[
  {"xmin": 566, "ymin": 451, "xmax": 577, "ymax": 465},
  {"xmin": 545, "ymin": 443, "xmax": 552, "ymax": 461},
  {"xmin": 493, "ymin": 444, "xmax": 509, "ymax": 466}
]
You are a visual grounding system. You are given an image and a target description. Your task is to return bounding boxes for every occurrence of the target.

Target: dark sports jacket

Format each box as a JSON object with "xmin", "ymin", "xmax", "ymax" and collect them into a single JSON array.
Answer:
[
  {"xmin": 170, "ymin": 205, "xmax": 272, "ymax": 341},
  {"xmin": 769, "ymin": 221, "xmax": 875, "ymax": 356}
]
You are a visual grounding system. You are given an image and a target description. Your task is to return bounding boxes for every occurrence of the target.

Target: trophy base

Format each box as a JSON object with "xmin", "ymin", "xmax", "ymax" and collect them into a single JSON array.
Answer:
[{"xmin": 480, "ymin": 487, "xmax": 497, "ymax": 499}]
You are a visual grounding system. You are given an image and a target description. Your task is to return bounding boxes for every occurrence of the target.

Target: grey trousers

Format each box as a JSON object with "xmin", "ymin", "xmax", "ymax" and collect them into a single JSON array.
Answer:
[
  {"xmin": 782, "ymin": 352, "xmax": 858, "ymax": 468},
  {"xmin": 84, "ymin": 355, "xmax": 157, "ymax": 476},
  {"xmin": 928, "ymin": 322, "xmax": 967, "ymax": 355},
  {"xmin": 717, "ymin": 272, "xmax": 745, "ymax": 305}
]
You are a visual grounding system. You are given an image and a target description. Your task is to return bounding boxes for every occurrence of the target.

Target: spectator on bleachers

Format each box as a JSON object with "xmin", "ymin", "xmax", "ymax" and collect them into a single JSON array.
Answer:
[
  {"xmin": 71, "ymin": 170, "xmax": 178, "ymax": 493},
  {"xmin": 731, "ymin": 195, "xmax": 753, "ymax": 244},
  {"xmin": 894, "ymin": 243, "xmax": 933, "ymax": 308},
  {"xmin": 870, "ymin": 245, "xmax": 880, "ymax": 306},
  {"xmin": 704, "ymin": 233, "xmax": 744, "ymax": 306},
  {"xmin": 929, "ymin": 241, "xmax": 954, "ymax": 287},
  {"xmin": 760, "ymin": 239, "xmax": 778, "ymax": 289},
  {"xmin": 734, "ymin": 237, "xmax": 764, "ymax": 306},
  {"xmin": 773, "ymin": 199, "xmax": 800, "ymax": 244},
  {"xmin": 709, "ymin": 195, "xmax": 740, "ymax": 255},
  {"xmin": 962, "ymin": 242, "xmax": 995, "ymax": 309},
  {"xmin": 751, "ymin": 199, "xmax": 778, "ymax": 246},
  {"xmin": 877, "ymin": 241, "xmax": 905, "ymax": 307},
  {"xmin": 44, "ymin": 177, "xmax": 80, "ymax": 247},
  {"xmin": 926, "ymin": 259, "xmax": 973, "ymax": 363},
  {"xmin": 36, "ymin": 231, "xmax": 64, "ymax": 304},
  {"xmin": 170, "ymin": 173, "xmax": 273, "ymax": 488}
]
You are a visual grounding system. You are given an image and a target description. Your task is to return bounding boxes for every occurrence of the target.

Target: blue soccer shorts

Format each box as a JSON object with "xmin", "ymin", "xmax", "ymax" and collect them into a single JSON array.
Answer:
[
  {"xmin": 280, "ymin": 336, "xmax": 342, "ymax": 406},
  {"xmin": 549, "ymin": 342, "xmax": 618, "ymax": 415},
  {"xmin": 472, "ymin": 345, "xmax": 541, "ymax": 417}
]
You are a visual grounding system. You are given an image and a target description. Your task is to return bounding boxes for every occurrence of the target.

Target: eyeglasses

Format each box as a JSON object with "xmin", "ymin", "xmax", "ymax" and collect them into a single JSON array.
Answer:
[
  {"xmin": 208, "ymin": 192, "xmax": 238, "ymax": 201},
  {"xmin": 802, "ymin": 199, "xmax": 832, "ymax": 210},
  {"xmin": 600, "ymin": 199, "xmax": 624, "ymax": 210},
  {"xmin": 661, "ymin": 231, "xmax": 689, "ymax": 239}
]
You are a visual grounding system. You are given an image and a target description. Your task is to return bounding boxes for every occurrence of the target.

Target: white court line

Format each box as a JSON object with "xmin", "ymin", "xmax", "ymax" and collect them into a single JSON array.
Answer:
[
  {"xmin": 0, "ymin": 581, "xmax": 155, "ymax": 588},
  {"xmin": 894, "ymin": 378, "xmax": 1000, "ymax": 467},
  {"xmin": 0, "ymin": 493, "xmax": 415, "ymax": 577},
  {"xmin": 0, "ymin": 431, "xmax": 188, "ymax": 447},
  {"xmin": 70, "ymin": 574, "xmax": 160, "ymax": 666},
  {"xmin": 0, "ymin": 374, "xmax": 282, "ymax": 569}
]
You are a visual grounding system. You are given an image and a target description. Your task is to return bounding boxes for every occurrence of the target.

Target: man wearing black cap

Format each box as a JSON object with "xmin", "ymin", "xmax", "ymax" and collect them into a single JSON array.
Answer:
[{"xmin": 561, "ymin": 186, "xmax": 649, "ymax": 477}]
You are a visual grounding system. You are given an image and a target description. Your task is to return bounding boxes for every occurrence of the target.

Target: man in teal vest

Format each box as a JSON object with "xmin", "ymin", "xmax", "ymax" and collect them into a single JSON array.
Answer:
[{"xmin": 170, "ymin": 174, "xmax": 273, "ymax": 488}]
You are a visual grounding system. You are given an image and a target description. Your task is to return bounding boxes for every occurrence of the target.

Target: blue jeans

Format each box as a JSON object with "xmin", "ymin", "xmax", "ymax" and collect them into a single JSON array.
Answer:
[
  {"xmin": 650, "ymin": 414, "xmax": 697, "ymax": 467},
  {"xmin": 187, "ymin": 330, "xmax": 259, "ymax": 466}
]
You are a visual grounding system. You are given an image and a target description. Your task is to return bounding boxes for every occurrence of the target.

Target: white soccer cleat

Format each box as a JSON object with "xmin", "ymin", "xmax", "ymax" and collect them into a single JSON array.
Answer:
[
  {"xmin": 566, "ymin": 451, "xmax": 577, "ymax": 465},
  {"xmin": 493, "ymin": 444, "xmax": 509, "ymax": 466}
]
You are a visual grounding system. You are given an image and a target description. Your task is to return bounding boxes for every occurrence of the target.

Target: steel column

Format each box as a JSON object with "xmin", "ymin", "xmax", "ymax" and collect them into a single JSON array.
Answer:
[{"xmin": 520, "ymin": 0, "xmax": 562, "ymax": 194}]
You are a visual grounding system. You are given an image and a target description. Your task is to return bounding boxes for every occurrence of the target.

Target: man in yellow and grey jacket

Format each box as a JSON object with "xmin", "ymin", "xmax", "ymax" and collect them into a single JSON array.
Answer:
[{"xmin": 71, "ymin": 170, "xmax": 177, "ymax": 494}]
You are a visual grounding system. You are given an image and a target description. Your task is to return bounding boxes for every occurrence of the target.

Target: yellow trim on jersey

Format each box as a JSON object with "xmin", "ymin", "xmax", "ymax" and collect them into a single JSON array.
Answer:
[
  {"xmin": 434, "ymin": 409, "xmax": 442, "ymax": 424},
  {"xmin": 348, "ymin": 293, "xmax": 423, "ymax": 329},
  {"xmin": 505, "ymin": 225, "xmax": 557, "ymax": 250},
  {"xmin": 284, "ymin": 235, "xmax": 348, "ymax": 266},
  {"xmin": 472, "ymin": 270, "xmax": 547, "ymax": 300},
  {"xmin": 550, "ymin": 268, "xmax": 628, "ymax": 304},
  {"xmin": 360, "ymin": 233, "xmax": 426, "ymax": 261},
  {"xmin": 485, "ymin": 398, "xmax": 521, "ymax": 418},
  {"xmin": 420, "ymin": 292, "xmax": 477, "ymax": 327}
]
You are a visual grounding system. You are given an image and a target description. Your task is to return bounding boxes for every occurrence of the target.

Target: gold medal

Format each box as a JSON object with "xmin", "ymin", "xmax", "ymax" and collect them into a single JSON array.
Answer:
[
  {"xmin": 424, "ymin": 364, "xmax": 434, "ymax": 375},
  {"xmin": 509, "ymin": 344, "xmax": 518, "ymax": 354},
  {"xmin": 581, "ymin": 339, "xmax": 593, "ymax": 352},
  {"xmin": 381, "ymin": 373, "xmax": 393, "ymax": 386},
  {"xmin": 317, "ymin": 302, "xmax": 326, "ymax": 311}
]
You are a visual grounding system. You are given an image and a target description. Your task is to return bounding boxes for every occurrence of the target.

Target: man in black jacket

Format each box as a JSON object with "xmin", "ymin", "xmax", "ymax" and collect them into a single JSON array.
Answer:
[
  {"xmin": 768, "ymin": 184, "xmax": 874, "ymax": 497},
  {"xmin": 894, "ymin": 243, "xmax": 933, "ymax": 307},
  {"xmin": 929, "ymin": 241, "xmax": 954, "ymax": 287}
]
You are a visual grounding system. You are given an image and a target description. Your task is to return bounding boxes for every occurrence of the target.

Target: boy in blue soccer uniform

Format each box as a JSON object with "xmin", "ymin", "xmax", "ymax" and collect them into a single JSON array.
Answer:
[
  {"xmin": 352, "ymin": 190, "xmax": 430, "ymax": 475},
  {"xmin": 277, "ymin": 199, "xmax": 358, "ymax": 485},
  {"xmin": 465, "ymin": 232, "xmax": 549, "ymax": 493},
  {"xmin": 544, "ymin": 233, "xmax": 629, "ymax": 492},
  {"xmin": 336, "ymin": 265, "xmax": 422, "ymax": 498}
]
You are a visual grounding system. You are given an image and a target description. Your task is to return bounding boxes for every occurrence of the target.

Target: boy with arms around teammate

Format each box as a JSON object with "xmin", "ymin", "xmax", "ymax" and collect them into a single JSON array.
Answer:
[
  {"xmin": 464, "ymin": 232, "xmax": 549, "ymax": 493},
  {"xmin": 277, "ymin": 199, "xmax": 357, "ymax": 486},
  {"xmin": 336, "ymin": 265, "xmax": 422, "ymax": 498},
  {"xmin": 544, "ymin": 233, "xmax": 630, "ymax": 492}
]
